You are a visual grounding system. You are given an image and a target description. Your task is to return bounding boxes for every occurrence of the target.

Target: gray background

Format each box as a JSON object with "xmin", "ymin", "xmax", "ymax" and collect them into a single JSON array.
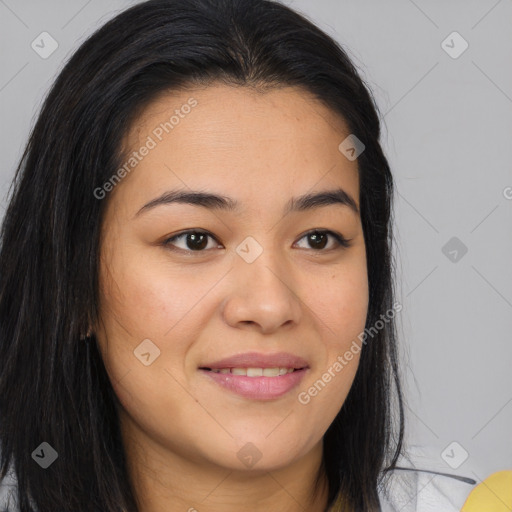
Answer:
[{"xmin": 0, "ymin": 0, "xmax": 511, "ymax": 486}]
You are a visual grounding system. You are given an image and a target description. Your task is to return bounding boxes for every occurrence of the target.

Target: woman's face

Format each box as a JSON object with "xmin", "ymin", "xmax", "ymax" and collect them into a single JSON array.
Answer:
[{"xmin": 96, "ymin": 83, "xmax": 368, "ymax": 476}]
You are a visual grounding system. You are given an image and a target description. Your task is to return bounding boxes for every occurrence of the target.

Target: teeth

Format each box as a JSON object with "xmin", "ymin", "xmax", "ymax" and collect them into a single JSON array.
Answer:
[{"xmin": 209, "ymin": 367, "xmax": 296, "ymax": 377}]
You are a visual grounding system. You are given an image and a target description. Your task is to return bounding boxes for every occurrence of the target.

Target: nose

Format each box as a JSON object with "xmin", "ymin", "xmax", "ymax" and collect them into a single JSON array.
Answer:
[{"xmin": 221, "ymin": 245, "xmax": 303, "ymax": 335}]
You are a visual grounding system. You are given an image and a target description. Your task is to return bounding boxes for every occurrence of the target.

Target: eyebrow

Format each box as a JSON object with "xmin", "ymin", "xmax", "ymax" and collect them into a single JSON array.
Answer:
[{"xmin": 135, "ymin": 187, "xmax": 359, "ymax": 217}]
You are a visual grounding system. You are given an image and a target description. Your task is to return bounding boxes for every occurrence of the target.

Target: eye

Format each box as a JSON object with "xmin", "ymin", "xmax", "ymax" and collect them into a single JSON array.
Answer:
[
  {"xmin": 161, "ymin": 229, "xmax": 351, "ymax": 254},
  {"xmin": 162, "ymin": 230, "xmax": 221, "ymax": 253},
  {"xmin": 294, "ymin": 230, "xmax": 352, "ymax": 251}
]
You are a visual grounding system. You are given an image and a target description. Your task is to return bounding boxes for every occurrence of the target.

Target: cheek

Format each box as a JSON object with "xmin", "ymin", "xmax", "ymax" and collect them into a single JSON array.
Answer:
[
  {"xmin": 94, "ymin": 250, "xmax": 189, "ymax": 399},
  {"xmin": 95, "ymin": 249, "xmax": 230, "ymax": 411},
  {"xmin": 314, "ymin": 261, "xmax": 369, "ymax": 346},
  {"xmin": 304, "ymin": 259, "xmax": 368, "ymax": 403},
  {"xmin": 98, "ymin": 251, "xmax": 211, "ymax": 346},
  {"xmin": 296, "ymin": 273, "xmax": 366, "ymax": 429},
  {"xmin": 95, "ymin": 259, "xmax": 203, "ymax": 447}
]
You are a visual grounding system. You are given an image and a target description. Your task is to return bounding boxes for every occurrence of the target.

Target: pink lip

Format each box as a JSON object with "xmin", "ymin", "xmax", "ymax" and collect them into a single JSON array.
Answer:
[
  {"xmin": 199, "ymin": 351, "xmax": 309, "ymax": 370},
  {"xmin": 199, "ymin": 368, "xmax": 308, "ymax": 400}
]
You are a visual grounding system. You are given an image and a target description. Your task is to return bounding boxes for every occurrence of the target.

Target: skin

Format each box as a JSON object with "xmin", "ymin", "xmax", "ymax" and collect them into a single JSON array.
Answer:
[{"xmin": 95, "ymin": 83, "xmax": 368, "ymax": 512}]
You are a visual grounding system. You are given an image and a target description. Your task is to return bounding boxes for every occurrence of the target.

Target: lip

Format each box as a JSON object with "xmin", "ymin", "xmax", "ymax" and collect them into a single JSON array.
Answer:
[
  {"xmin": 198, "ymin": 351, "xmax": 310, "ymax": 401},
  {"xmin": 199, "ymin": 367, "xmax": 308, "ymax": 400},
  {"xmin": 199, "ymin": 351, "xmax": 309, "ymax": 370}
]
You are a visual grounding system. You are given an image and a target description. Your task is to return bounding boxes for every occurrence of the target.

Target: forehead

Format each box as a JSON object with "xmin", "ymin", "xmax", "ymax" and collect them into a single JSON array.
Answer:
[
  {"xmin": 127, "ymin": 83, "xmax": 350, "ymax": 148},
  {"xmin": 115, "ymin": 83, "xmax": 360, "ymax": 215}
]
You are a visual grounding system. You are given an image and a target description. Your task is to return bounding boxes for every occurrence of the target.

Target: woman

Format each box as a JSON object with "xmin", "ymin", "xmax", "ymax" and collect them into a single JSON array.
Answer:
[{"xmin": 2, "ymin": 0, "xmax": 495, "ymax": 510}]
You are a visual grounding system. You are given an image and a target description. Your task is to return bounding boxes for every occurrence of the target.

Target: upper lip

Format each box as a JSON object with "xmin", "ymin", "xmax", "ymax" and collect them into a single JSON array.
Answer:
[{"xmin": 199, "ymin": 352, "xmax": 309, "ymax": 370}]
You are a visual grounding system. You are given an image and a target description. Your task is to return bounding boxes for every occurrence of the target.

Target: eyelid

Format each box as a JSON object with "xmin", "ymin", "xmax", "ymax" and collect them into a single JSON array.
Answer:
[
  {"xmin": 162, "ymin": 229, "xmax": 352, "ymax": 254},
  {"xmin": 295, "ymin": 229, "xmax": 352, "ymax": 249},
  {"xmin": 162, "ymin": 230, "xmax": 222, "ymax": 254}
]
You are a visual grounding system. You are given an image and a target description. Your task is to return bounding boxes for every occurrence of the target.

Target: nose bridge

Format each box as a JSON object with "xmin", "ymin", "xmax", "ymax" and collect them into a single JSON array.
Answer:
[
  {"xmin": 235, "ymin": 232, "xmax": 290, "ymax": 289},
  {"xmin": 221, "ymin": 232, "xmax": 302, "ymax": 332}
]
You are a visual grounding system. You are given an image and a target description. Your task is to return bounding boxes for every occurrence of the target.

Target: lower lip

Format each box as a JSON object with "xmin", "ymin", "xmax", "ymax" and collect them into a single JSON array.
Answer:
[{"xmin": 199, "ymin": 368, "xmax": 308, "ymax": 400}]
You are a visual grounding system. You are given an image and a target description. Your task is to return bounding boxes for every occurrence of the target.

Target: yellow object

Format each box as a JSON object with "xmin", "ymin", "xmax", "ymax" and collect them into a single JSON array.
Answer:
[{"xmin": 462, "ymin": 470, "xmax": 512, "ymax": 512}]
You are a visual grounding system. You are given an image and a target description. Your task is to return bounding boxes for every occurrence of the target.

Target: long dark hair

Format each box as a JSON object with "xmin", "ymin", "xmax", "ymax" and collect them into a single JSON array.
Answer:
[{"xmin": 0, "ymin": 0, "xmax": 404, "ymax": 510}]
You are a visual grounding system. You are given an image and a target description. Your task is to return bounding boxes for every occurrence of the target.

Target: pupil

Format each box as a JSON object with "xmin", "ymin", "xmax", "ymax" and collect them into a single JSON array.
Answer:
[
  {"xmin": 187, "ymin": 233, "xmax": 208, "ymax": 250},
  {"xmin": 309, "ymin": 232, "xmax": 327, "ymax": 249}
]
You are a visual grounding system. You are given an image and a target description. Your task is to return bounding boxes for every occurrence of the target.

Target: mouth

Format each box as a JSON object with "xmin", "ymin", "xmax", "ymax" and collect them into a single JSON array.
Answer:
[
  {"xmin": 199, "ymin": 366, "xmax": 305, "ymax": 376},
  {"xmin": 198, "ymin": 352, "xmax": 309, "ymax": 400},
  {"xmin": 198, "ymin": 351, "xmax": 310, "ymax": 400},
  {"xmin": 199, "ymin": 351, "xmax": 309, "ymax": 372}
]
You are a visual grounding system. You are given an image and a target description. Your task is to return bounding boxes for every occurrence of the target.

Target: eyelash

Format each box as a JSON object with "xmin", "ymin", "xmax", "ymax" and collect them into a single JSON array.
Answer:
[{"xmin": 161, "ymin": 229, "xmax": 352, "ymax": 255}]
